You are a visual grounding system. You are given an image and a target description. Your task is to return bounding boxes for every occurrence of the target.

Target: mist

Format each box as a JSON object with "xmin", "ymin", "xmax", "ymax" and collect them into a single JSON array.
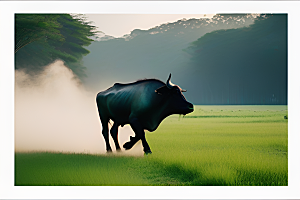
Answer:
[{"xmin": 15, "ymin": 60, "xmax": 143, "ymax": 156}]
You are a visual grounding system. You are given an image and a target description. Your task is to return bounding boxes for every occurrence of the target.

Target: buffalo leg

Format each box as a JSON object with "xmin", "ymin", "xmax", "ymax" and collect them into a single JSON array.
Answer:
[
  {"xmin": 97, "ymin": 104, "xmax": 112, "ymax": 152},
  {"xmin": 126, "ymin": 118, "xmax": 151, "ymax": 154},
  {"xmin": 101, "ymin": 119, "xmax": 112, "ymax": 152},
  {"xmin": 110, "ymin": 122, "xmax": 121, "ymax": 151}
]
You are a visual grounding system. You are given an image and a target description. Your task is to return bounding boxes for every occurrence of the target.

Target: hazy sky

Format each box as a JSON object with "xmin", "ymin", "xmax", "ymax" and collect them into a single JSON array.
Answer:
[{"xmin": 85, "ymin": 14, "xmax": 215, "ymax": 38}]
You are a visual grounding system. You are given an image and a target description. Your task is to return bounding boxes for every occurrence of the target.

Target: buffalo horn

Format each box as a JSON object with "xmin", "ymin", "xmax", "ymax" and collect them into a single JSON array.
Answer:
[
  {"xmin": 166, "ymin": 73, "xmax": 175, "ymax": 89},
  {"xmin": 182, "ymin": 89, "xmax": 187, "ymax": 92}
]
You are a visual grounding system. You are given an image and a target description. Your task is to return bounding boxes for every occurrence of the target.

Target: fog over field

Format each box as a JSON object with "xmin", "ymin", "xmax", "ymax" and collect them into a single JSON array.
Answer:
[{"xmin": 15, "ymin": 60, "xmax": 143, "ymax": 155}]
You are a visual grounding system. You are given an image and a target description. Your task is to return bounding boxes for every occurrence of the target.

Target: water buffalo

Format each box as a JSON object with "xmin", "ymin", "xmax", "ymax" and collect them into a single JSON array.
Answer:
[{"xmin": 96, "ymin": 74, "xmax": 194, "ymax": 154}]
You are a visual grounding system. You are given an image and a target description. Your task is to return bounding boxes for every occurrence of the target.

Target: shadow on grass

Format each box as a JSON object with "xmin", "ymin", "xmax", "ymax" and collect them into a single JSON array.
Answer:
[
  {"xmin": 146, "ymin": 161, "xmax": 287, "ymax": 186},
  {"xmin": 142, "ymin": 160, "xmax": 231, "ymax": 186},
  {"xmin": 15, "ymin": 152, "xmax": 287, "ymax": 186}
]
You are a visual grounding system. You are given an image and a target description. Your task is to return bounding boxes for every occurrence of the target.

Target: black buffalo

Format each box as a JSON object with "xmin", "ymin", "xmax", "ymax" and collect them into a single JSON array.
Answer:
[{"xmin": 96, "ymin": 74, "xmax": 193, "ymax": 154}]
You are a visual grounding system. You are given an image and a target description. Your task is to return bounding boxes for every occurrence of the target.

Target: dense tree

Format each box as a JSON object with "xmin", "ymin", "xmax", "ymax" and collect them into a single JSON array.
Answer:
[
  {"xmin": 15, "ymin": 14, "xmax": 98, "ymax": 78},
  {"xmin": 15, "ymin": 15, "xmax": 64, "ymax": 53},
  {"xmin": 183, "ymin": 14, "xmax": 287, "ymax": 105}
]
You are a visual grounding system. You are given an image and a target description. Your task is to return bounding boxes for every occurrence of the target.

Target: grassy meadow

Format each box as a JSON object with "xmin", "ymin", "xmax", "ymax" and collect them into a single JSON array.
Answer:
[{"xmin": 15, "ymin": 105, "xmax": 288, "ymax": 186}]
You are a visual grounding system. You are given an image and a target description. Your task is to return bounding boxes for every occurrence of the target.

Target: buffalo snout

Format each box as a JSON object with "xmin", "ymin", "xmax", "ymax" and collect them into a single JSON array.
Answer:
[{"xmin": 188, "ymin": 103, "xmax": 194, "ymax": 111}]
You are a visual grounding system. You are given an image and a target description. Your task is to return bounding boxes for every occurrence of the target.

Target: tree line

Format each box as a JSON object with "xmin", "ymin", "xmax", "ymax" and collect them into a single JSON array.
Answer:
[{"xmin": 182, "ymin": 14, "xmax": 287, "ymax": 105}]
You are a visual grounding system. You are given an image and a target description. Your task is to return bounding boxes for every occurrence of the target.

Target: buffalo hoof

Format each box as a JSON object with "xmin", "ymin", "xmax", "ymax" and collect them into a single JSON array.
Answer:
[
  {"xmin": 123, "ymin": 141, "xmax": 134, "ymax": 150},
  {"xmin": 144, "ymin": 150, "xmax": 152, "ymax": 155},
  {"xmin": 106, "ymin": 149, "xmax": 112, "ymax": 153},
  {"xmin": 123, "ymin": 136, "xmax": 139, "ymax": 150}
]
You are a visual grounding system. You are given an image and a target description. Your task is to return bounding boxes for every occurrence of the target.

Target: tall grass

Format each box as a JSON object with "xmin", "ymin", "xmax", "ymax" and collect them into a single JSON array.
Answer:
[
  {"xmin": 145, "ymin": 105, "xmax": 288, "ymax": 185},
  {"xmin": 15, "ymin": 105, "xmax": 288, "ymax": 186}
]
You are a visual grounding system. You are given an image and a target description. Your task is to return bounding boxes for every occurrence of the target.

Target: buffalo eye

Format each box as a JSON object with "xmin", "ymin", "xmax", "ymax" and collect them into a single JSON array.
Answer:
[
  {"xmin": 173, "ymin": 87, "xmax": 180, "ymax": 94},
  {"xmin": 155, "ymin": 85, "xmax": 171, "ymax": 95}
]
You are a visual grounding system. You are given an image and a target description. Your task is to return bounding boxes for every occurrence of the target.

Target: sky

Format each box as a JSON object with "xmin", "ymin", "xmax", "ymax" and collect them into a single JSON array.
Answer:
[{"xmin": 84, "ymin": 14, "xmax": 215, "ymax": 38}]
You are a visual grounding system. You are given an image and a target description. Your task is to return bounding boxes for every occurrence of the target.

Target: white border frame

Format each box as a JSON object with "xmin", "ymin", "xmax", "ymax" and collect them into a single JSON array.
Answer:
[{"xmin": 1, "ymin": 1, "xmax": 300, "ymax": 199}]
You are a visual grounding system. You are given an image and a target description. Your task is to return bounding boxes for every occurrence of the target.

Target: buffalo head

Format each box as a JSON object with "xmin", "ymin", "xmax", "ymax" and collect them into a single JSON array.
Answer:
[{"xmin": 155, "ymin": 74, "xmax": 194, "ymax": 115}]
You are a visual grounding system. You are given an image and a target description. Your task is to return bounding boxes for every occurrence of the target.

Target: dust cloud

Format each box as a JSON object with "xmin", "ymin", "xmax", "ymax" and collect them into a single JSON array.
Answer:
[{"xmin": 15, "ymin": 60, "xmax": 143, "ymax": 156}]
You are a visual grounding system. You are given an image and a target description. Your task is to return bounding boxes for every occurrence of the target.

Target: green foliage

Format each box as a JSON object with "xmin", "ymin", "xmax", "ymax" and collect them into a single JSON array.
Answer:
[
  {"xmin": 15, "ymin": 14, "xmax": 98, "ymax": 78},
  {"xmin": 15, "ymin": 106, "xmax": 288, "ymax": 186},
  {"xmin": 15, "ymin": 14, "xmax": 64, "ymax": 53}
]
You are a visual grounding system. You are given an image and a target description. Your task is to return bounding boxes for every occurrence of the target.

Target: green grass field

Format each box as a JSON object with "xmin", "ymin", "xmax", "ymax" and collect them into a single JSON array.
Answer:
[{"xmin": 15, "ymin": 105, "xmax": 288, "ymax": 186}]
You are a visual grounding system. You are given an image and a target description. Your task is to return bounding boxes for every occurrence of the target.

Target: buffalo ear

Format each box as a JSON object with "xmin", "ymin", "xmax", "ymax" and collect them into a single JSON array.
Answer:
[{"xmin": 155, "ymin": 85, "xmax": 170, "ymax": 95}]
